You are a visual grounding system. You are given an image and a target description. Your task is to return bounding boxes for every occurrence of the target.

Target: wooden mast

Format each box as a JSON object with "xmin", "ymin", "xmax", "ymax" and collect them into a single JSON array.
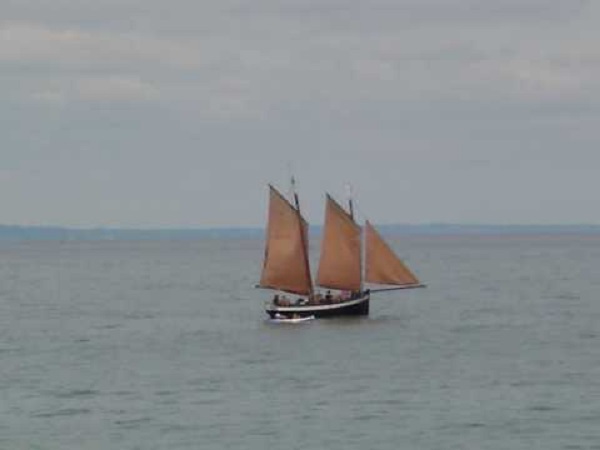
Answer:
[
  {"xmin": 346, "ymin": 184, "xmax": 362, "ymax": 293},
  {"xmin": 347, "ymin": 189, "xmax": 363, "ymax": 293},
  {"xmin": 346, "ymin": 183, "xmax": 355, "ymax": 220},
  {"xmin": 291, "ymin": 176, "xmax": 314, "ymax": 298}
]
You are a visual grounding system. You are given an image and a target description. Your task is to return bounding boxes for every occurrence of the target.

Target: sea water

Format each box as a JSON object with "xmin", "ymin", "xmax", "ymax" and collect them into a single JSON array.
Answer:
[{"xmin": 0, "ymin": 235, "xmax": 599, "ymax": 449}]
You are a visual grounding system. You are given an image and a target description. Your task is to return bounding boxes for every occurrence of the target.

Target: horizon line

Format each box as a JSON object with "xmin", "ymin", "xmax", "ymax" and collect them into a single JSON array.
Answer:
[{"xmin": 3, "ymin": 222, "xmax": 600, "ymax": 231}]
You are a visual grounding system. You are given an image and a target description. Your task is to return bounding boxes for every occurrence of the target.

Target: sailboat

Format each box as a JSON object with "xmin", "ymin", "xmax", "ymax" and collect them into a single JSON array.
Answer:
[{"xmin": 258, "ymin": 182, "xmax": 425, "ymax": 319}]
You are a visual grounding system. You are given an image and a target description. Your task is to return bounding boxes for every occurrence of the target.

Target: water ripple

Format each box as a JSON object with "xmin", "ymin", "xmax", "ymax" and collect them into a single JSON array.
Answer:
[
  {"xmin": 32, "ymin": 408, "xmax": 91, "ymax": 418},
  {"xmin": 52, "ymin": 388, "xmax": 99, "ymax": 399}
]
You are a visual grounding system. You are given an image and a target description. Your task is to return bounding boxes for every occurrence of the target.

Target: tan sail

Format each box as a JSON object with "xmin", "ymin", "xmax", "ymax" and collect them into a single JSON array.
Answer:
[
  {"xmin": 259, "ymin": 185, "xmax": 312, "ymax": 295},
  {"xmin": 365, "ymin": 221, "xmax": 420, "ymax": 286},
  {"xmin": 316, "ymin": 195, "xmax": 362, "ymax": 291}
]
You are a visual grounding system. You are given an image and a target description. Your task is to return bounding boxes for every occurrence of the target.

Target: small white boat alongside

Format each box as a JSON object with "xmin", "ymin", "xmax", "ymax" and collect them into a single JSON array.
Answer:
[{"xmin": 268, "ymin": 314, "xmax": 315, "ymax": 324}]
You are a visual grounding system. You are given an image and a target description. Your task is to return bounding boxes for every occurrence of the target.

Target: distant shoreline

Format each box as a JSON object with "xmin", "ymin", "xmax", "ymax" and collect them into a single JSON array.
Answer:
[{"xmin": 1, "ymin": 224, "xmax": 600, "ymax": 241}]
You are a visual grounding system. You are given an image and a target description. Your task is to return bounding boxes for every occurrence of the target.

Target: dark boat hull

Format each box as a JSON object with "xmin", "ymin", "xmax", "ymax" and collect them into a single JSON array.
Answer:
[{"xmin": 265, "ymin": 293, "xmax": 370, "ymax": 319}]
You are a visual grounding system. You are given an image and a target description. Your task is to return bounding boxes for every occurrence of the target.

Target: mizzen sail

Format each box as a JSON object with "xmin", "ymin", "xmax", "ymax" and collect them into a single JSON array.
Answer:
[
  {"xmin": 316, "ymin": 194, "xmax": 362, "ymax": 291},
  {"xmin": 364, "ymin": 221, "xmax": 420, "ymax": 286},
  {"xmin": 259, "ymin": 185, "xmax": 312, "ymax": 295}
]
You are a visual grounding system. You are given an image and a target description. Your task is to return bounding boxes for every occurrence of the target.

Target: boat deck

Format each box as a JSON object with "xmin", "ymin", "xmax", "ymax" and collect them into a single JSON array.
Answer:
[{"xmin": 265, "ymin": 292, "xmax": 370, "ymax": 318}]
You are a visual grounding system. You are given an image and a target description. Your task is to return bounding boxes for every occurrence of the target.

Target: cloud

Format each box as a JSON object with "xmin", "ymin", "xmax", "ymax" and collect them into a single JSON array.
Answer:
[
  {"xmin": 76, "ymin": 76, "xmax": 159, "ymax": 102},
  {"xmin": 2, "ymin": 0, "xmax": 599, "ymax": 116},
  {"xmin": 0, "ymin": 22, "xmax": 200, "ymax": 69},
  {"xmin": 1, "ymin": 0, "xmax": 599, "ymax": 226}
]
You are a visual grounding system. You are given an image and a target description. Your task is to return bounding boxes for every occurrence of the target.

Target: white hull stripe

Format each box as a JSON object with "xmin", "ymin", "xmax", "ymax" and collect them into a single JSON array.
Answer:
[{"xmin": 267, "ymin": 295, "xmax": 369, "ymax": 312}]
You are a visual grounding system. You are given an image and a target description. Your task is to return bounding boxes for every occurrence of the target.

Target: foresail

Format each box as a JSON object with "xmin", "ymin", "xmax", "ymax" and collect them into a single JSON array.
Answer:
[
  {"xmin": 364, "ymin": 221, "xmax": 420, "ymax": 286},
  {"xmin": 316, "ymin": 194, "xmax": 362, "ymax": 291},
  {"xmin": 259, "ymin": 185, "xmax": 312, "ymax": 295}
]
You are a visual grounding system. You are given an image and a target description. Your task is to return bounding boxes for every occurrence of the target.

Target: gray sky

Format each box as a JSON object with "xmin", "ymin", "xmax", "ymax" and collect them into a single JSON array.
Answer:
[{"xmin": 2, "ymin": 0, "xmax": 599, "ymax": 227}]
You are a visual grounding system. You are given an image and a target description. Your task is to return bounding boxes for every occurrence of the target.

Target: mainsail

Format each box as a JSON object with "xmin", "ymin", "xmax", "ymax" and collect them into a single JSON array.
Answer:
[
  {"xmin": 364, "ymin": 221, "xmax": 420, "ymax": 286},
  {"xmin": 316, "ymin": 195, "xmax": 362, "ymax": 291},
  {"xmin": 259, "ymin": 185, "xmax": 312, "ymax": 295}
]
